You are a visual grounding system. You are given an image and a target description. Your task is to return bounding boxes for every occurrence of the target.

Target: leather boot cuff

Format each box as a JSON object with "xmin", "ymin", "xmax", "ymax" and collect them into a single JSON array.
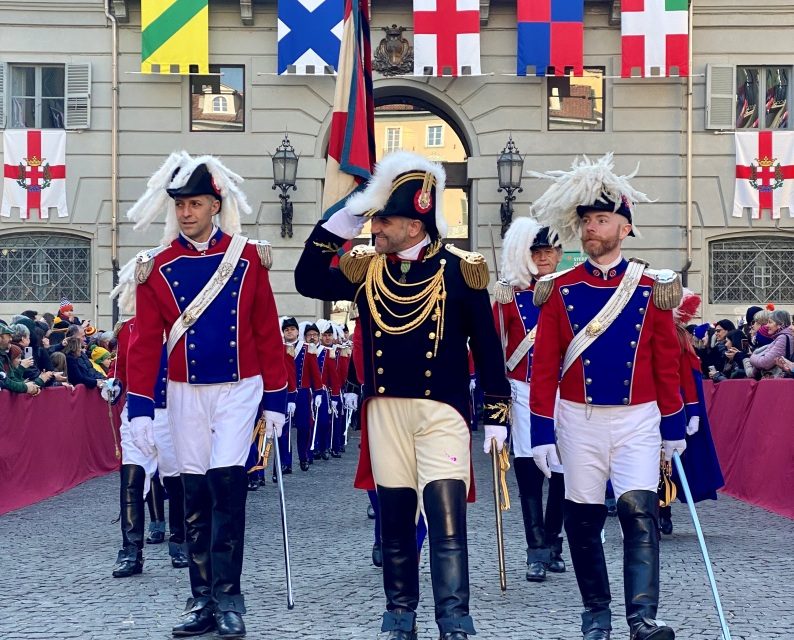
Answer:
[
  {"xmin": 381, "ymin": 610, "xmax": 416, "ymax": 632},
  {"xmin": 438, "ymin": 615, "xmax": 476, "ymax": 635}
]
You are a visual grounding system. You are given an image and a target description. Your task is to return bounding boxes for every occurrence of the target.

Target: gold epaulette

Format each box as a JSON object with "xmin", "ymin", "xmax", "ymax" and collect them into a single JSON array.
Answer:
[
  {"xmin": 248, "ymin": 239, "xmax": 273, "ymax": 270},
  {"xmin": 339, "ymin": 244, "xmax": 377, "ymax": 283},
  {"xmin": 644, "ymin": 266, "xmax": 683, "ymax": 311},
  {"xmin": 134, "ymin": 245, "xmax": 167, "ymax": 284},
  {"xmin": 444, "ymin": 244, "xmax": 489, "ymax": 290},
  {"xmin": 493, "ymin": 280, "xmax": 514, "ymax": 304},
  {"xmin": 112, "ymin": 320, "xmax": 125, "ymax": 338},
  {"xmin": 532, "ymin": 267, "xmax": 576, "ymax": 307}
]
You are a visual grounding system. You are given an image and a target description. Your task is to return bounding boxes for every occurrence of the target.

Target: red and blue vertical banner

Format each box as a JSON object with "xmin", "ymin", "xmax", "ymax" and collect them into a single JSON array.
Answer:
[
  {"xmin": 516, "ymin": 0, "xmax": 583, "ymax": 77},
  {"xmin": 321, "ymin": 0, "xmax": 375, "ymax": 222}
]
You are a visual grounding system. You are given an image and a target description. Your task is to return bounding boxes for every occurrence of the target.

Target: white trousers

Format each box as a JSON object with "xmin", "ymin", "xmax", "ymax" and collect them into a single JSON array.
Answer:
[
  {"xmin": 556, "ymin": 400, "xmax": 661, "ymax": 504},
  {"xmin": 511, "ymin": 379, "xmax": 564, "ymax": 473},
  {"xmin": 167, "ymin": 375, "xmax": 263, "ymax": 475},
  {"xmin": 120, "ymin": 405, "xmax": 178, "ymax": 496}
]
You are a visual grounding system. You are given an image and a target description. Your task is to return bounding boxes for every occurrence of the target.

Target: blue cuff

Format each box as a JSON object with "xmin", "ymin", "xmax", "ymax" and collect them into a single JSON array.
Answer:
[
  {"xmin": 684, "ymin": 402, "xmax": 701, "ymax": 421},
  {"xmin": 127, "ymin": 392, "xmax": 154, "ymax": 420},
  {"xmin": 287, "ymin": 390, "xmax": 297, "ymax": 402},
  {"xmin": 264, "ymin": 387, "xmax": 288, "ymax": 413},
  {"xmin": 660, "ymin": 409, "xmax": 686, "ymax": 441},
  {"xmin": 530, "ymin": 413, "xmax": 556, "ymax": 446}
]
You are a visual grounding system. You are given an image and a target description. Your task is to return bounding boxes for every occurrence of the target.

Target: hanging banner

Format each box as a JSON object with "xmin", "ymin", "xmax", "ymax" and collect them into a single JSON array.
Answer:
[
  {"xmin": 278, "ymin": 0, "xmax": 344, "ymax": 75},
  {"xmin": 516, "ymin": 0, "xmax": 583, "ymax": 77},
  {"xmin": 734, "ymin": 131, "xmax": 794, "ymax": 220},
  {"xmin": 413, "ymin": 0, "xmax": 481, "ymax": 77},
  {"xmin": 621, "ymin": 0, "xmax": 689, "ymax": 78},
  {"xmin": 2, "ymin": 129, "xmax": 68, "ymax": 219},
  {"xmin": 141, "ymin": 0, "xmax": 209, "ymax": 74}
]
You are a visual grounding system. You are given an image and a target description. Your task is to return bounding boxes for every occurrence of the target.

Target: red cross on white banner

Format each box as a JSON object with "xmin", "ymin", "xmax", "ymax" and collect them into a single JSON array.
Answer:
[
  {"xmin": 734, "ymin": 130, "xmax": 794, "ymax": 219},
  {"xmin": 2, "ymin": 129, "xmax": 68, "ymax": 219},
  {"xmin": 413, "ymin": 0, "xmax": 481, "ymax": 77}
]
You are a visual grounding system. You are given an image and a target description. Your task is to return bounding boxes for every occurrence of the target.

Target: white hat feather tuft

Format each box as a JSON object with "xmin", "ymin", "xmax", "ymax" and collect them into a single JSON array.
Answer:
[{"xmin": 501, "ymin": 217, "xmax": 543, "ymax": 289}]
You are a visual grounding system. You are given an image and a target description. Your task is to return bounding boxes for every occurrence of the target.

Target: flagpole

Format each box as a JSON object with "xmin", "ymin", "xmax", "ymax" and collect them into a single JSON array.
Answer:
[{"xmin": 683, "ymin": 0, "xmax": 694, "ymax": 288}]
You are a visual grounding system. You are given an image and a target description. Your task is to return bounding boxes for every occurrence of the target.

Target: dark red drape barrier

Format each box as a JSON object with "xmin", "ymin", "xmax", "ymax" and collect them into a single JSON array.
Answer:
[
  {"xmin": 0, "ymin": 386, "xmax": 122, "ymax": 515},
  {"xmin": 704, "ymin": 379, "xmax": 794, "ymax": 519}
]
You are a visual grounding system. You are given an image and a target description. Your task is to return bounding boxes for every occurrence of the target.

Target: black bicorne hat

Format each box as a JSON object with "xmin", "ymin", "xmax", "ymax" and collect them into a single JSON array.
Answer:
[
  {"xmin": 530, "ymin": 226, "xmax": 561, "ymax": 250},
  {"xmin": 281, "ymin": 317, "xmax": 299, "ymax": 331},
  {"xmin": 167, "ymin": 163, "xmax": 223, "ymax": 203},
  {"xmin": 576, "ymin": 194, "xmax": 635, "ymax": 236},
  {"xmin": 303, "ymin": 323, "xmax": 319, "ymax": 336},
  {"xmin": 371, "ymin": 171, "xmax": 440, "ymax": 238}
]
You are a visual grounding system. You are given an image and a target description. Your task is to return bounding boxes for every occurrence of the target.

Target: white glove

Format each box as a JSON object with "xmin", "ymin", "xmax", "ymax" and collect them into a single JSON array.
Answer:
[
  {"xmin": 686, "ymin": 416, "xmax": 700, "ymax": 436},
  {"xmin": 483, "ymin": 425, "xmax": 507, "ymax": 454},
  {"xmin": 100, "ymin": 377, "xmax": 121, "ymax": 403},
  {"xmin": 287, "ymin": 402, "xmax": 296, "ymax": 417},
  {"xmin": 130, "ymin": 416, "xmax": 156, "ymax": 457},
  {"xmin": 331, "ymin": 400, "xmax": 339, "ymax": 417},
  {"xmin": 469, "ymin": 378, "xmax": 476, "ymax": 392},
  {"xmin": 532, "ymin": 444, "xmax": 561, "ymax": 479},
  {"xmin": 321, "ymin": 206, "xmax": 366, "ymax": 240},
  {"xmin": 662, "ymin": 439, "xmax": 687, "ymax": 462},
  {"xmin": 265, "ymin": 410, "xmax": 286, "ymax": 438},
  {"xmin": 344, "ymin": 392, "xmax": 358, "ymax": 411},
  {"xmin": 314, "ymin": 394, "xmax": 323, "ymax": 409}
]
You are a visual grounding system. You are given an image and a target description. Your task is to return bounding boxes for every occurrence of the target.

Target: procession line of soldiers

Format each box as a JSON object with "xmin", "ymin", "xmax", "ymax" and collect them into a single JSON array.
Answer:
[{"xmin": 105, "ymin": 148, "xmax": 723, "ymax": 640}]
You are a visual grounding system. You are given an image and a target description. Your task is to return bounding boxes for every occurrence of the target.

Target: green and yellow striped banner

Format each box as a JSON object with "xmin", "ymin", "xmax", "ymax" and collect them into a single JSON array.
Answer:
[{"xmin": 141, "ymin": 0, "xmax": 209, "ymax": 74}]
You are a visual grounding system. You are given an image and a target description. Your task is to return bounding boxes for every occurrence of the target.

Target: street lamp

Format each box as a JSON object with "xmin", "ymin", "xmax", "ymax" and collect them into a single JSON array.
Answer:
[
  {"xmin": 272, "ymin": 133, "xmax": 299, "ymax": 238},
  {"xmin": 496, "ymin": 135, "xmax": 524, "ymax": 237}
]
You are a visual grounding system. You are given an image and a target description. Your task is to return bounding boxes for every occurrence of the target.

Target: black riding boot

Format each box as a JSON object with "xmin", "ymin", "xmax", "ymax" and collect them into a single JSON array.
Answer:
[
  {"xmin": 565, "ymin": 500, "xmax": 612, "ymax": 640},
  {"xmin": 658, "ymin": 505, "xmax": 673, "ymax": 536},
  {"xmin": 173, "ymin": 473, "xmax": 215, "ymax": 637},
  {"xmin": 423, "ymin": 479, "xmax": 475, "ymax": 640},
  {"xmin": 618, "ymin": 490, "xmax": 675, "ymax": 640},
  {"xmin": 145, "ymin": 474, "xmax": 166, "ymax": 544},
  {"xmin": 377, "ymin": 485, "xmax": 420, "ymax": 640},
  {"xmin": 208, "ymin": 466, "xmax": 248, "ymax": 639},
  {"xmin": 162, "ymin": 475, "xmax": 189, "ymax": 569},
  {"xmin": 112, "ymin": 464, "xmax": 146, "ymax": 578},
  {"xmin": 546, "ymin": 471, "xmax": 566, "ymax": 573},
  {"xmin": 514, "ymin": 457, "xmax": 550, "ymax": 582}
]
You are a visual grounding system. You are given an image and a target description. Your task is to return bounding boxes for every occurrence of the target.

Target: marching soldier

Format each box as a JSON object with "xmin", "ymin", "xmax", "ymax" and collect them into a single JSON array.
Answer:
[
  {"xmin": 492, "ymin": 217, "xmax": 566, "ymax": 583},
  {"xmin": 313, "ymin": 319, "xmax": 340, "ymax": 460},
  {"xmin": 277, "ymin": 317, "xmax": 300, "ymax": 478},
  {"xmin": 528, "ymin": 154, "xmax": 686, "ymax": 640},
  {"xmin": 293, "ymin": 322, "xmax": 323, "ymax": 470},
  {"xmin": 295, "ymin": 151, "xmax": 511, "ymax": 640},
  {"xmin": 332, "ymin": 326, "xmax": 352, "ymax": 455},
  {"xmin": 125, "ymin": 153, "xmax": 287, "ymax": 638}
]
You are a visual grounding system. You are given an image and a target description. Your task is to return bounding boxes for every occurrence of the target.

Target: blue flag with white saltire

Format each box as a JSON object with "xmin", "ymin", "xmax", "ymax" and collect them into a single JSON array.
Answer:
[{"xmin": 278, "ymin": 0, "xmax": 344, "ymax": 75}]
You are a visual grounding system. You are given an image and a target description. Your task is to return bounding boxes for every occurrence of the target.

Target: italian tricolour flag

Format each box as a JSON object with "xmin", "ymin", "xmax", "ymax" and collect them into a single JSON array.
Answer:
[{"xmin": 621, "ymin": 0, "xmax": 689, "ymax": 78}]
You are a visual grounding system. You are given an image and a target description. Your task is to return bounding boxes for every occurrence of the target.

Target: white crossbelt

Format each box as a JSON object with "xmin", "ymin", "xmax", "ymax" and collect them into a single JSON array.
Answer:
[
  {"xmin": 506, "ymin": 327, "xmax": 536, "ymax": 371},
  {"xmin": 166, "ymin": 233, "xmax": 248, "ymax": 357},
  {"xmin": 561, "ymin": 260, "xmax": 646, "ymax": 377}
]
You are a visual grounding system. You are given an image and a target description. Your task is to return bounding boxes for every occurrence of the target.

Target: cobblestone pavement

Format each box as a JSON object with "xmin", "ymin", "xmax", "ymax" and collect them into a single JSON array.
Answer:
[{"xmin": 1, "ymin": 430, "xmax": 792, "ymax": 640}]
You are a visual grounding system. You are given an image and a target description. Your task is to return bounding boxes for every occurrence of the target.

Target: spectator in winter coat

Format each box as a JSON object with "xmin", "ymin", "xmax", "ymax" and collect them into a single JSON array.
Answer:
[
  {"xmin": 710, "ymin": 330, "xmax": 749, "ymax": 381},
  {"xmin": 63, "ymin": 337, "xmax": 105, "ymax": 388},
  {"xmin": 749, "ymin": 310, "xmax": 794, "ymax": 377}
]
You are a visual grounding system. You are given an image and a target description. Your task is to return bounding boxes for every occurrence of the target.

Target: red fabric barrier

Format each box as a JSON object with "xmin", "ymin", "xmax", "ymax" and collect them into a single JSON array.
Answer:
[
  {"xmin": 0, "ymin": 385, "xmax": 122, "ymax": 515},
  {"xmin": 705, "ymin": 379, "xmax": 794, "ymax": 519}
]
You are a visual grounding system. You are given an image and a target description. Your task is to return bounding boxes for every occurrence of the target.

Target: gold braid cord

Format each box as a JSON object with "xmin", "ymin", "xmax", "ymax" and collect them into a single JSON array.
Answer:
[
  {"xmin": 248, "ymin": 415, "xmax": 270, "ymax": 474},
  {"xmin": 364, "ymin": 255, "xmax": 446, "ymax": 354},
  {"xmin": 657, "ymin": 451, "xmax": 677, "ymax": 507},
  {"xmin": 498, "ymin": 447, "xmax": 511, "ymax": 511}
]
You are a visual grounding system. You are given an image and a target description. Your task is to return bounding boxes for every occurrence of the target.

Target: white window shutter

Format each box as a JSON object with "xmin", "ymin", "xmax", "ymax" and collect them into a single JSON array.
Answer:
[
  {"xmin": 705, "ymin": 64, "xmax": 736, "ymax": 130},
  {"xmin": 0, "ymin": 62, "xmax": 6, "ymax": 129},
  {"xmin": 64, "ymin": 63, "xmax": 91, "ymax": 129}
]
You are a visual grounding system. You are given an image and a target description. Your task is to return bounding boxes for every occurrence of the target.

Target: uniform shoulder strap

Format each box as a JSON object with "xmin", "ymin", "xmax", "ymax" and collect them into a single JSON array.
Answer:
[
  {"xmin": 247, "ymin": 239, "xmax": 273, "ymax": 269},
  {"xmin": 643, "ymin": 263, "xmax": 683, "ymax": 311},
  {"xmin": 134, "ymin": 245, "xmax": 167, "ymax": 284},
  {"xmin": 532, "ymin": 266, "xmax": 576, "ymax": 307}
]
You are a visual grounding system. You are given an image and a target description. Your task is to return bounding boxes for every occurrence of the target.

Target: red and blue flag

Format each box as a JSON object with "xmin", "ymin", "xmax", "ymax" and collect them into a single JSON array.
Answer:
[{"xmin": 516, "ymin": 0, "xmax": 584, "ymax": 77}]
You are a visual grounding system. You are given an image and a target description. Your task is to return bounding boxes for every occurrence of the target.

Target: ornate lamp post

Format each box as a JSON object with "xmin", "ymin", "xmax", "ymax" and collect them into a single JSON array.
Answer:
[
  {"xmin": 496, "ymin": 135, "xmax": 524, "ymax": 237},
  {"xmin": 272, "ymin": 134, "xmax": 299, "ymax": 238}
]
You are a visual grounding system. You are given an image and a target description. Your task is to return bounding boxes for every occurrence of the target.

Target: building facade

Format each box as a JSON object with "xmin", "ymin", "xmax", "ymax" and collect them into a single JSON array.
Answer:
[{"xmin": 1, "ymin": 0, "xmax": 792, "ymax": 327}]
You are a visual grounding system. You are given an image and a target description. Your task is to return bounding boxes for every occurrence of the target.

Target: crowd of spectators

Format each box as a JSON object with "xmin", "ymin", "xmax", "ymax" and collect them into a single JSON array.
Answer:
[
  {"xmin": 0, "ymin": 299, "xmax": 114, "ymax": 397},
  {"xmin": 689, "ymin": 304, "xmax": 794, "ymax": 382}
]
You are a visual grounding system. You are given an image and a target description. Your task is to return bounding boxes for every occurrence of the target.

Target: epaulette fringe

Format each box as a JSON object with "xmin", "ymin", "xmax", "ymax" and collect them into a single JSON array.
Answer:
[
  {"xmin": 340, "ymin": 244, "xmax": 377, "ymax": 284},
  {"xmin": 444, "ymin": 244, "xmax": 489, "ymax": 290}
]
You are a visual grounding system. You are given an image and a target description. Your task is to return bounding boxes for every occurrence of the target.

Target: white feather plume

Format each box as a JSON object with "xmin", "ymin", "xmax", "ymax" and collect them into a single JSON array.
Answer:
[
  {"xmin": 109, "ymin": 255, "xmax": 138, "ymax": 316},
  {"xmin": 501, "ymin": 216, "xmax": 542, "ymax": 288},
  {"xmin": 127, "ymin": 152, "xmax": 252, "ymax": 246},
  {"xmin": 528, "ymin": 153, "xmax": 652, "ymax": 244},
  {"xmin": 345, "ymin": 151, "xmax": 447, "ymax": 238}
]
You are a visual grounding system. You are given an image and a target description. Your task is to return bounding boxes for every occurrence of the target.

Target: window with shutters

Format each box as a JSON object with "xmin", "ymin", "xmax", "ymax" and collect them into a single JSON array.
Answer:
[
  {"xmin": 0, "ymin": 233, "xmax": 91, "ymax": 303},
  {"xmin": 706, "ymin": 64, "xmax": 790, "ymax": 130},
  {"xmin": 709, "ymin": 235, "xmax": 794, "ymax": 304},
  {"xmin": 190, "ymin": 65, "xmax": 245, "ymax": 132},
  {"xmin": 1, "ymin": 63, "xmax": 90, "ymax": 130}
]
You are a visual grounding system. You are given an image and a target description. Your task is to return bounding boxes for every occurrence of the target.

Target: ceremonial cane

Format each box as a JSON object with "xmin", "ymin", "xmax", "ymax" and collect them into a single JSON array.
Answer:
[
  {"xmin": 271, "ymin": 433, "xmax": 295, "ymax": 610},
  {"xmin": 672, "ymin": 451, "xmax": 732, "ymax": 640},
  {"xmin": 491, "ymin": 440, "xmax": 507, "ymax": 592},
  {"xmin": 344, "ymin": 406, "xmax": 351, "ymax": 446}
]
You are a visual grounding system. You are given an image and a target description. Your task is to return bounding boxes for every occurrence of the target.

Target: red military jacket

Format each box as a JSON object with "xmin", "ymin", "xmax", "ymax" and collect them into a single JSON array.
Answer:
[
  {"xmin": 126, "ymin": 229, "xmax": 287, "ymax": 419},
  {"xmin": 294, "ymin": 343, "xmax": 322, "ymax": 391},
  {"xmin": 317, "ymin": 346, "xmax": 341, "ymax": 395},
  {"xmin": 492, "ymin": 285, "xmax": 539, "ymax": 383},
  {"xmin": 284, "ymin": 345, "xmax": 298, "ymax": 394},
  {"xmin": 529, "ymin": 258, "xmax": 686, "ymax": 445}
]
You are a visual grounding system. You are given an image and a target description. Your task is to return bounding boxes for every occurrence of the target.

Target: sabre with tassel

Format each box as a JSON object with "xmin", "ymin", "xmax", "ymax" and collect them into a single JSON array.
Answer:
[{"xmin": 487, "ymin": 222, "xmax": 512, "ymax": 592}]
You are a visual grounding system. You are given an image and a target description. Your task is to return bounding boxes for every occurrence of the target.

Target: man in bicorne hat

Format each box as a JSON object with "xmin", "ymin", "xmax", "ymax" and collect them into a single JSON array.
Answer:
[
  {"xmin": 295, "ymin": 151, "xmax": 511, "ymax": 640},
  {"xmin": 528, "ymin": 154, "xmax": 686, "ymax": 640},
  {"xmin": 492, "ymin": 217, "xmax": 566, "ymax": 584},
  {"xmin": 125, "ymin": 153, "xmax": 287, "ymax": 639}
]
